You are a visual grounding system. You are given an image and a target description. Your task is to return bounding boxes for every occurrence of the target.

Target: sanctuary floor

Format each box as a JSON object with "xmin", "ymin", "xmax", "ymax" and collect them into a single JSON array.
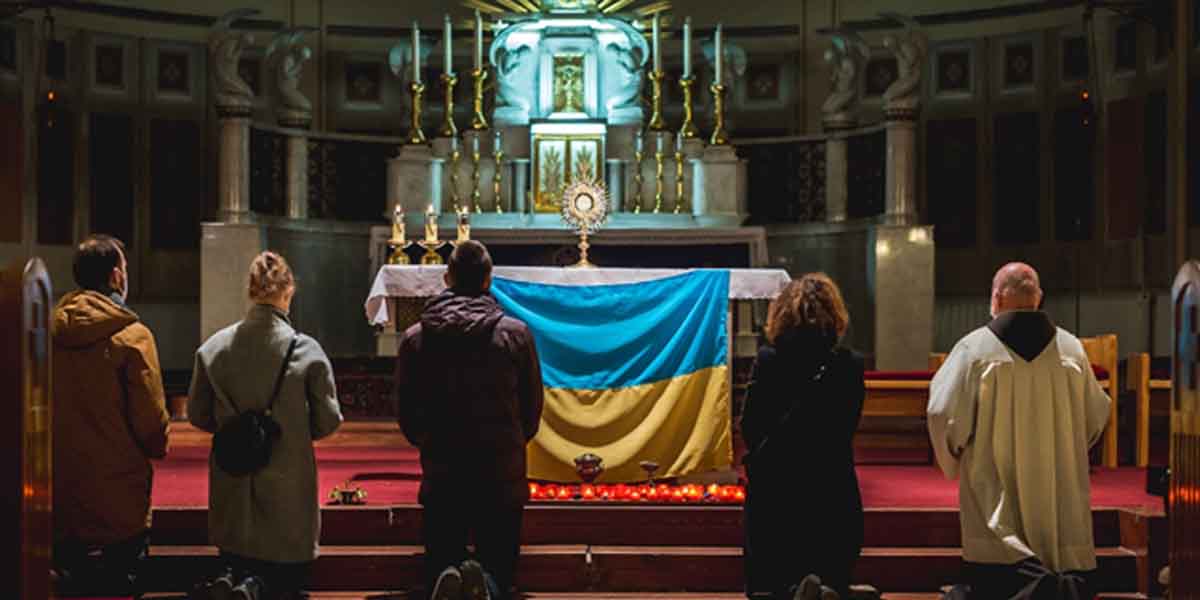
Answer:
[{"xmin": 154, "ymin": 422, "xmax": 1161, "ymax": 511}]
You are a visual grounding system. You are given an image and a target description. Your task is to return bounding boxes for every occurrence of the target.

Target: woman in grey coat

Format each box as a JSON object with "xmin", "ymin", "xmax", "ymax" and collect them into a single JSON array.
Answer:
[{"xmin": 188, "ymin": 251, "xmax": 343, "ymax": 600}]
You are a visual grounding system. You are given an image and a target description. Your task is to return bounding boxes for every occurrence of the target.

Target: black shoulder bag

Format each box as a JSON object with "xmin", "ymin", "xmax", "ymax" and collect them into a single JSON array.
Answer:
[{"xmin": 213, "ymin": 336, "xmax": 298, "ymax": 476}]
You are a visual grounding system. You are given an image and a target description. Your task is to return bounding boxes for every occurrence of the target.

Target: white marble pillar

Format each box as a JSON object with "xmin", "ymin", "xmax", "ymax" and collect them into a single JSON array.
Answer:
[
  {"xmin": 679, "ymin": 137, "xmax": 704, "ymax": 215},
  {"xmin": 870, "ymin": 225, "xmax": 934, "ymax": 370},
  {"xmin": 884, "ymin": 109, "xmax": 919, "ymax": 225},
  {"xmin": 217, "ymin": 107, "xmax": 252, "ymax": 223},
  {"xmin": 282, "ymin": 116, "xmax": 311, "ymax": 220},
  {"xmin": 823, "ymin": 116, "xmax": 855, "ymax": 223},
  {"xmin": 201, "ymin": 222, "xmax": 264, "ymax": 342},
  {"xmin": 605, "ymin": 158, "xmax": 625, "ymax": 213},
  {"xmin": 693, "ymin": 144, "xmax": 746, "ymax": 226},
  {"xmin": 511, "ymin": 158, "xmax": 530, "ymax": 214},
  {"xmin": 387, "ymin": 143, "xmax": 445, "ymax": 217}
]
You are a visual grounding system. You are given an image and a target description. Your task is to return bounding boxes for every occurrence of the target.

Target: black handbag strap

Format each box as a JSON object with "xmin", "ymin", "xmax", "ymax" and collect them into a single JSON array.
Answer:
[
  {"xmin": 748, "ymin": 358, "xmax": 830, "ymax": 461},
  {"xmin": 265, "ymin": 335, "xmax": 300, "ymax": 416},
  {"xmin": 225, "ymin": 335, "xmax": 299, "ymax": 416}
]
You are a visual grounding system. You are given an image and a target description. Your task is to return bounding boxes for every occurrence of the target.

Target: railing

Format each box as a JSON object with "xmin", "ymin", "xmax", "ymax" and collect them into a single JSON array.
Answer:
[
  {"xmin": 846, "ymin": 127, "xmax": 886, "ymax": 220},
  {"xmin": 249, "ymin": 126, "xmax": 286, "ymax": 216}
]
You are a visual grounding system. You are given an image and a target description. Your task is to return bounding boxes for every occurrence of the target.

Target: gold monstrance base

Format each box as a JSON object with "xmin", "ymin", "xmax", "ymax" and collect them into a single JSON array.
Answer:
[{"xmin": 570, "ymin": 230, "xmax": 594, "ymax": 269}]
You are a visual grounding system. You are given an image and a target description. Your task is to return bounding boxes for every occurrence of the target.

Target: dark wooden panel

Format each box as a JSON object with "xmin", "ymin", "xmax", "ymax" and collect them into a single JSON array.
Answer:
[
  {"xmin": 993, "ymin": 112, "xmax": 1040, "ymax": 245},
  {"xmin": 0, "ymin": 102, "xmax": 22, "ymax": 243},
  {"xmin": 846, "ymin": 128, "xmax": 885, "ymax": 219},
  {"xmin": 36, "ymin": 109, "xmax": 75, "ymax": 246},
  {"xmin": 308, "ymin": 137, "xmax": 392, "ymax": 221},
  {"xmin": 89, "ymin": 112, "xmax": 135, "ymax": 245},
  {"xmin": 926, "ymin": 118, "xmax": 977, "ymax": 248},
  {"xmin": 1053, "ymin": 107, "xmax": 1096, "ymax": 242},
  {"xmin": 249, "ymin": 126, "xmax": 284, "ymax": 216},
  {"xmin": 1145, "ymin": 92, "xmax": 1167, "ymax": 235},
  {"xmin": 743, "ymin": 140, "xmax": 825, "ymax": 224},
  {"xmin": 1105, "ymin": 97, "xmax": 1142, "ymax": 241},
  {"xmin": 149, "ymin": 119, "xmax": 202, "ymax": 249}
]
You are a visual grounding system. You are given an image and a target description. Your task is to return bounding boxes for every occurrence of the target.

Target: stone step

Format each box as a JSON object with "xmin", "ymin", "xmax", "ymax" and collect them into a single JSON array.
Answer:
[
  {"xmin": 140, "ymin": 545, "xmax": 1140, "ymax": 594},
  {"xmin": 149, "ymin": 505, "xmax": 1132, "ymax": 549}
]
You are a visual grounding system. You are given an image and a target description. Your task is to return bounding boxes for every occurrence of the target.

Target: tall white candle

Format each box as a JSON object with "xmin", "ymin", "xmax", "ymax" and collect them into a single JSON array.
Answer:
[
  {"xmin": 412, "ymin": 22, "xmax": 421, "ymax": 83},
  {"xmin": 656, "ymin": 134, "xmax": 664, "ymax": 154},
  {"xmin": 443, "ymin": 14, "xmax": 452, "ymax": 75},
  {"xmin": 635, "ymin": 130, "xmax": 644, "ymax": 153},
  {"xmin": 652, "ymin": 13, "xmax": 661, "ymax": 72},
  {"xmin": 493, "ymin": 130, "xmax": 502, "ymax": 155},
  {"xmin": 714, "ymin": 24, "xmax": 723, "ymax": 85},
  {"xmin": 682, "ymin": 17, "xmax": 692, "ymax": 79},
  {"xmin": 474, "ymin": 11, "xmax": 483, "ymax": 71}
]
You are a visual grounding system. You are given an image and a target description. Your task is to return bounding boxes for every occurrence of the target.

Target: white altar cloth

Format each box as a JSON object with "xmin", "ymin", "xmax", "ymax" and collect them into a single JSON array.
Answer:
[{"xmin": 365, "ymin": 265, "xmax": 792, "ymax": 326}]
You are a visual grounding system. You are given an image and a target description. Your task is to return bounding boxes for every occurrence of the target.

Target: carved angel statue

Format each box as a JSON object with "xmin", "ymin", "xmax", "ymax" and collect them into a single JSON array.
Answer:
[
  {"xmin": 604, "ymin": 42, "xmax": 644, "ymax": 111},
  {"xmin": 208, "ymin": 8, "xmax": 260, "ymax": 109},
  {"xmin": 267, "ymin": 27, "xmax": 317, "ymax": 117},
  {"xmin": 494, "ymin": 44, "xmax": 532, "ymax": 109},
  {"xmin": 880, "ymin": 12, "xmax": 928, "ymax": 110},
  {"xmin": 822, "ymin": 29, "xmax": 869, "ymax": 119}
]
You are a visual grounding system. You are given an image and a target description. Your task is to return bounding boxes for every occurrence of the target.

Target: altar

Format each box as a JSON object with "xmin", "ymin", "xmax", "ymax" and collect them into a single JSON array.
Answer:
[{"xmin": 366, "ymin": 265, "xmax": 789, "ymax": 482}]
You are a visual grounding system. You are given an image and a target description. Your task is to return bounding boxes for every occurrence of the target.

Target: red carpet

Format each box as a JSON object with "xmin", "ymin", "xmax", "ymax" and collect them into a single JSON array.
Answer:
[{"xmin": 151, "ymin": 445, "xmax": 1161, "ymax": 511}]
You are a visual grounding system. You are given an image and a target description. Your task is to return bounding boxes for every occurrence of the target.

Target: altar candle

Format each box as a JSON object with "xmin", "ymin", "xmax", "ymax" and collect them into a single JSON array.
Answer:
[
  {"xmin": 682, "ymin": 17, "xmax": 692, "ymax": 79},
  {"xmin": 493, "ymin": 130, "xmax": 502, "ymax": 155},
  {"xmin": 474, "ymin": 10, "xmax": 483, "ymax": 71},
  {"xmin": 714, "ymin": 24, "xmax": 723, "ymax": 85},
  {"xmin": 443, "ymin": 14, "xmax": 452, "ymax": 74},
  {"xmin": 651, "ymin": 13, "xmax": 661, "ymax": 72},
  {"xmin": 392, "ymin": 204, "xmax": 406, "ymax": 244},
  {"xmin": 424, "ymin": 204, "xmax": 437, "ymax": 242},
  {"xmin": 472, "ymin": 133, "xmax": 481, "ymax": 156},
  {"xmin": 635, "ymin": 130, "xmax": 644, "ymax": 154},
  {"xmin": 456, "ymin": 207, "xmax": 470, "ymax": 242},
  {"xmin": 412, "ymin": 21, "xmax": 422, "ymax": 83},
  {"xmin": 656, "ymin": 134, "xmax": 664, "ymax": 154},
  {"xmin": 675, "ymin": 132, "xmax": 683, "ymax": 153}
]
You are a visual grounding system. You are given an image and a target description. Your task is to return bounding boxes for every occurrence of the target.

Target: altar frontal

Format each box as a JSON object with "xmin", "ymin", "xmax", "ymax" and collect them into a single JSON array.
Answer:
[{"xmin": 492, "ymin": 270, "xmax": 731, "ymax": 482}]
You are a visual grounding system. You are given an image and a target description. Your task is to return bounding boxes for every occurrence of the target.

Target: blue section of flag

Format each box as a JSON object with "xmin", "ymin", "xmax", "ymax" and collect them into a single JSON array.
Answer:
[{"xmin": 491, "ymin": 270, "xmax": 729, "ymax": 390}]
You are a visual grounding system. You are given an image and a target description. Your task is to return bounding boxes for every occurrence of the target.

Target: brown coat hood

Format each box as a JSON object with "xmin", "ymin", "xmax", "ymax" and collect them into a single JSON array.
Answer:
[{"xmin": 52, "ymin": 290, "xmax": 138, "ymax": 348}]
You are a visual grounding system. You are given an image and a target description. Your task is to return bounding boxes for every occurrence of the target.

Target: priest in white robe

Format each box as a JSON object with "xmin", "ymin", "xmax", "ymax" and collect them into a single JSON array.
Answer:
[{"xmin": 928, "ymin": 262, "xmax": 1111, "ymax": 597}]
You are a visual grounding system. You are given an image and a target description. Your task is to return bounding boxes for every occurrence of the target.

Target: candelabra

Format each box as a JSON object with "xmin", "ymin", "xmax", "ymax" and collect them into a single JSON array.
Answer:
[
  {"xmin": 631, "ymin": 146, "xmax": 644, "ymax": 213},
  {"xmin": 449, "ymin": 143, "xmax": 462, "ymax": 212},
  {"xmin": 674, "ymin": 149, "xmax": 685, "ymax": 214},
  {"xmin": 408, "ymin": 81, "xmax": 426, "ymax": 145},
  {"xmin": 471, "ymin": 148, "xmax": 483, "ymax": 213},
  {"xmin": 471, "ymin": 68, "xmax": 489, "ymax": 130},
  {"xmin": 417, "ymin": 240, "xmax": 446, "ymax": 265},
  {"xmin": 647, "ymin": 70, "xmax": 666, "ymax": 131},
  {"xmin": 653, "ymin": 147, "xmax": 665, "ymax": 213},
  {"xmin": 439, "ymin": 73, "xmax": 458, "ymax": 138},
  {"xmin": 493, "ymin": 149, "xmax": 505, "ymax": 213},
  {"xmin": 678, "ymin": 77, "xmax": 699, "ymax": 139},
  {"xmin": 710, "ymin": 82, "xmax": 728, "ymax": 146}
]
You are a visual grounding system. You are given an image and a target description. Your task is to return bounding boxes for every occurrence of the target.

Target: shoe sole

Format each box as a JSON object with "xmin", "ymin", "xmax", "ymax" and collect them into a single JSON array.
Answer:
[
  {"xmin": 432, "ymin": 569, "xmax": 464, "ymax": 600},
  {"xmin": 460, "ymin": 560, "xmax": 490, "ymax": 600}
]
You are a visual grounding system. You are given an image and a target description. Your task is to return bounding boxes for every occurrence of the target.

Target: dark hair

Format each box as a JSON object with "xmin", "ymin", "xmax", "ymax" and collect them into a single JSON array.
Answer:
[
  {"xmin": 448, "ymin": 240, "xmax": 493, "ymax": 295},
  {"xmin": 73, "ymin": 234, "xmax": 126, "ymax": 292}
]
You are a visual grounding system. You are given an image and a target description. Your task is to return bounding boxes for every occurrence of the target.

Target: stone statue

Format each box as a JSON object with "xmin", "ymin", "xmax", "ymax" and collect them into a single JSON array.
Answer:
[
  {"xmin": 880, "ymin": 12, "xmax": 927, "ymax": 112},
  {"xmin": 604, "ymin": 42, "xmax": 644, "ymax": 112},
  {"xmin": 821, "ymin": 30, "xmax": 868, "ymax": 124},
  {"xmin": 267, "ymin": 27, "xmax": 317, "ymax": 122},
  {"xmin": 495, "ymin": 44, "xmax": 533, "ymax": 109},
  {"xmin": 208, "ymin": 8, "xmax": 260, "ymax": 110}
]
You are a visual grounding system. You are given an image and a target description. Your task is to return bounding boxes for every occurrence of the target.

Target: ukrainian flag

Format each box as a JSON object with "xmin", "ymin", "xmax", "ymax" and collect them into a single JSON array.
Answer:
[{"xmin": 491, "ymin": 270, "xmax": 732, "ymax": 482}]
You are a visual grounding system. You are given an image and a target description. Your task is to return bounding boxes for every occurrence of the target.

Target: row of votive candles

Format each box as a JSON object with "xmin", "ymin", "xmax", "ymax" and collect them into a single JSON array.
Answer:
[
  {"xmin": 529, "ymin": 482, "xmax": 746, "ymax": 503},
  {"xmin": 390, "ymin": 204, "xmax": 472, "ymax": 245}
]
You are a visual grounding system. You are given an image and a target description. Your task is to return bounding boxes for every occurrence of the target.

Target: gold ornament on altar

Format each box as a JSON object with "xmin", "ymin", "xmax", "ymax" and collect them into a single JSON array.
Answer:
[{"xmin": 560, "ymin": 179, "xmax": 609, "ymax": 269}]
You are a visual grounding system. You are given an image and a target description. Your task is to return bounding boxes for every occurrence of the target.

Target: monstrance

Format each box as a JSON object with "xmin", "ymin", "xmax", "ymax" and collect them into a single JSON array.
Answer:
[{"xmin": 560, "ymin": 179, "xmax": 609, "ymax": 268}]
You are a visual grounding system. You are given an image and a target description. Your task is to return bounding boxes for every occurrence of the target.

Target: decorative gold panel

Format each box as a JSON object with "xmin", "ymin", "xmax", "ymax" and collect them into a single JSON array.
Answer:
[
  {"xmin": 552, "ymin": 54, "xmax": 585, "ymax": 114},
  {"xmin": 532, "ymin": 134, "xmax": 604, "ymax": 213}
]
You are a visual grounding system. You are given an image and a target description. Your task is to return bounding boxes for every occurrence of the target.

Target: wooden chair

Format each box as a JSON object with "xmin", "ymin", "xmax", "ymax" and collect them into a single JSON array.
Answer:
[
  {"xmin": 1126, "ymin": 352, "xmax": 1171, "ymax": 467},
  {"xmin": 1080, "ymin": 334, "xmax": 1119, "ymax": 467}
]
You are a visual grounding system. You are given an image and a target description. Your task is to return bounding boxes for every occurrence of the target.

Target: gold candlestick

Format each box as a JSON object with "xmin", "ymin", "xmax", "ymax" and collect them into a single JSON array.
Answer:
[
  {"xmin": 417, "ymin": 240, "xmax": 446, "ymax": 264},
  {"xmin": 408, "ymin": 81, "xmax": 427, "ymax": 145},
  {"xmin": 631, "ymin": 147, "xmax": 644, "ymax": 213},
  {"xmin": 388, "ymin": 206, "xmax": 411, "ymax": 264},
  {"xmin": 439, "ymin": 73, "xmax": 458, "ymax": 138},
  {"xmin": 647, "ymin": 70, "xmax": 666, "ymax": 131},
  {"xmin": 678, "ymin": 77, "xmax": 699, "ymax": 139},
  {"xmin": 471, "ymin": 149, "xmax": 482, "ymax": 213},
  {"xmin": 493, "ymin": 149, "xmax": 505, "ymax": 213},
  {"xmin": 471, "ymin": 68, "xmax": 489, "ymax": 130},
  {"xmin": 653, "ymin": 149, "xmax": 665, "ymax": 213},
  {"xmin": 710, "ymin": 82, "xmax": 728, "ymax": 146},
  {"xmin": 674, "ymin": 150, "xmax": 685, "ymax": 214},
  {"xmin": 449, "ymin": 144, "xmax": 462, "ymax": 211}
]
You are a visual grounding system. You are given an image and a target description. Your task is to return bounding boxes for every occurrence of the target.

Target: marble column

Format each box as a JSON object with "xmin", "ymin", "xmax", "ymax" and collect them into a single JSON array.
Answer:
[
  {"xmin": 870, "ymin": 224, "xmax": 934, "ymax": 370},
  {"xmin": 280, "ymin": 112, "xmax": 312, "ymax": 220},
  {"xmin": 605, "ymin": 158, "xmax": 626, "ymax": 213},
  {"xmin": 693, "ymin": 144, "xmax": 746, "ymax": 226},
  {"xmin": 217, "ymin": 106, "xmax": 253, "ymax": 223},
  {"xmin": 201, "ymin": 222, "xmax": 264, "ymax": 342},
  {"xmin": 884, "ymin": 107, "xmax": 919, "ymax": 225},
  {"xmin": 823, "ymin": 116, "xmax": 856, "ymax": 223},
  {"xmin": 511, "ymin": 158, "xmax": 530, "ymax": 214},
  {"xmin": 387, "ymin": 143, "xmax": 444, "ymax": 218}
]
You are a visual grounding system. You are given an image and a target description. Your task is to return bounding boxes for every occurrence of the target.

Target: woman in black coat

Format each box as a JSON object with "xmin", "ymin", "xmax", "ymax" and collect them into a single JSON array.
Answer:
[{"xmin": 742, "ymin": 273, "xmax": 865, "ymax": 600}]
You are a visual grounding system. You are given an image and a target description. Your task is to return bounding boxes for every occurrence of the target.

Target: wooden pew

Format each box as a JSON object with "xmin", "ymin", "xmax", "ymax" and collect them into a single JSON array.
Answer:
[
  {"xmin": 1126, "ymin": 352, "xmax": 1170, "ymax": 467},
  {"xmin": 856, "ymin": 353, "xmax": 946, "ymax": 464},
  {"xmin": 1081, "ymin": 334, "xmax": 1120, "ymax": 468}
]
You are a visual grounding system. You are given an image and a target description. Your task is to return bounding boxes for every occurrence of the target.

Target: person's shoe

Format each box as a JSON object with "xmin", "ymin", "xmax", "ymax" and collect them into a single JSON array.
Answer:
[
  {"xmin": 230, "ymin": 575, "xmax": 263, "ymax": 600},
  {"xmin": 459, "ymin": 559, "xmax": 491, "ymax": 600},
  {"xmin": 206, "ymin": 570, "xmax": 237, "ymax": 600},
  {"xmin": 431, "ymin": 566, "xmax": 464, "ymax": 600},
  {"xmin": 793, "ymin": 575, "xmax": 823, "ymax": 600},
  {"xmin": 819, "ymin": 585, "xmax": 840, "ymax": 600}
]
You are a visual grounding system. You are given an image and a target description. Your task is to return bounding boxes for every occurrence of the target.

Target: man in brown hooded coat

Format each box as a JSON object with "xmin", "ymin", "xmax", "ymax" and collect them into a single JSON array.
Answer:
[{"xmin": 51, "ymin": 235, "xmax": 170, "ymax": 595}]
